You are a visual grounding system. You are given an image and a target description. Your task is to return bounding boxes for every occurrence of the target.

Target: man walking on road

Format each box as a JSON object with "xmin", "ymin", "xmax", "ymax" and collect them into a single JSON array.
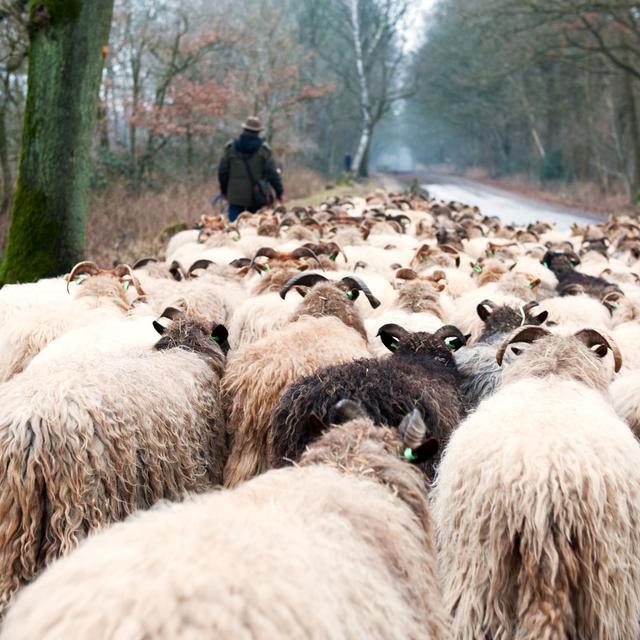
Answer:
[{"xmin": 218, "ymin": 116, "xmax": 284, "ymax": 222}]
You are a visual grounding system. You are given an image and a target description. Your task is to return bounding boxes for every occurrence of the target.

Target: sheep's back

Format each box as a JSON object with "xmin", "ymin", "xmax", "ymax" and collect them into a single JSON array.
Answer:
[
  {"xmin": 1, "ymin": 466, "xmax": 449, "ymax": 640},
  {"xmin": 222, "ymin": 316, "xmax": 369, "ymax": 487},
  {"xmin": 433, "ymin": 377, "xmax": 640, "ymax": 640},
  {"xmin": 0, "ymin": 349, "xmax": 225, "ymax": 613}
]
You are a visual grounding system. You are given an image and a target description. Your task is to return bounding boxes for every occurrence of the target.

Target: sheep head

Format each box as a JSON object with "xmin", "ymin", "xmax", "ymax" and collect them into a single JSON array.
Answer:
[
  {"xmin": 153, "ymin": 307, "xmax": 228, "ymax": 373},
  {"xmin": 542, "ymin": 249, "xmax": 581, "ymax": 273},
  {"xmin": 280, "ymin": 273, "xmax": 380, "ymax": 340},
  {"xmin": 376, "ymin": 323, "xmax": 467, "ymax": 372},
  {"xmin": 66, "ymin": 261, "xmax": 146, "ymax": 299},
  {"xmin": 250, "ymin": 246, "xmax": 324, "ymax": 273},
  {"xmin": 496, "ymin": 325, "xmax": 622, "ymax": 389},
  {"xmin": 476, "ymin": 300, "xmax": 548, "ymax": 343}
]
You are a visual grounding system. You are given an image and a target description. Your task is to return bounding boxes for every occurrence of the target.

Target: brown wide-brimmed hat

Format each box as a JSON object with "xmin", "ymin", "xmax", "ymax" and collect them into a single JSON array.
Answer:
[{"xmin": 242, "ymin": 116, "xmax": 263, "ymax": 132}]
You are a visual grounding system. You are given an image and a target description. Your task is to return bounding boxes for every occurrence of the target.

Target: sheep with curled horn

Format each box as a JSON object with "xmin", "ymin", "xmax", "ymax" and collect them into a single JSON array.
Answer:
[
  {"xmin": 222, "ymin": 272, "xmax": 380, "ymax": 488},
  {"xmin": 410, "ymin": 243, "xmax": 461, "ymax": 269},
  {"xmin": 267, "ymin": 323, "xmax": 468, "ymax": 480},
  {"xmin": 452, "ymin": 299, "xmax": 549, "ymax": 410},
  {"xmin": 1, "ymin": 405, "xmax": 450, "ymax": 640},
  {"xmin": 0, "ymin": 307, "xmax": 229, "ymax": 614},
  {"xmin": 393, "ymin": 268, "xmax": 447, "ymax": 319},
  {"xmin": 433, "ymin": 325, "xmax": 639, "ymax": 640},
  {"xmin": 248, "ymin": 246, "xmax": 325, "ymax": 274},
  {"xmin": 0, "ymin": 261, "xmax": 149, "ymax": 383}
]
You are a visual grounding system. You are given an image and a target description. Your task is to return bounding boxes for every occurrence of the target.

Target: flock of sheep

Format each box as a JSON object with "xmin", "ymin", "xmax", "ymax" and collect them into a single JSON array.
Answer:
[{"xmin": 0, "ymin": 189, "xmax": 639, "ymax": 639}]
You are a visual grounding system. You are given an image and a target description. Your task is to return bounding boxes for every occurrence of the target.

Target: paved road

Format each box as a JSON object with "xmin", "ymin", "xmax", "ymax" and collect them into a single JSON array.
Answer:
[{"xmin": 420, "ymin": 172, "xmax": 602, "ymax": 230}]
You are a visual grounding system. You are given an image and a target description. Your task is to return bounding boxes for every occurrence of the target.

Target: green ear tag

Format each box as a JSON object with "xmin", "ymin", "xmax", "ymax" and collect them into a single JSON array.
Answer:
[
  {"xmin": 123, "ymin": 281, "xmax": 130, "ymax": 291},
  {"xmin": 473, "ymin": 265, "xmax": 482, "ymax": 273},
  {"xmin": 389, "ymin": 341, "xmax": 398, "ymax": 351},
  {"xmin": 75, "ymin": 275, "xmax": 86, "ymax": 285},
  {"xmin": 612, "ymin": 302, "xmax": 620, "ymax": 311},
  {"xmin": 543, "ymin": 261, "xmax": 549, "ymax": 269},
  {"xmin": 444, "ymin": 337, "xmax": 457, "ymax": 350},
  {"xmin": 262, "ymin": 264, "xmax": 270, "ymax": 272},
  {"xmin": 329, "ymin": 253, "xmax": 337, "ymax": 261},
  {"xmin": 233, "ymin": 236, "xmax": 239, "ymax": 242},
  {"xmin": 346, "ymin": 290, "xmax": 354, "ymax": 299},
  {"xmin": 404, "ymin": 448, "xmax": 418, "ymax": 462},
  {"xmin": 487, "ymin": 250, "xmax": 495, "ymax": 257},
  {"xmin": 210, "ymin": 335, "xmax": 220, "ymax": 342}
]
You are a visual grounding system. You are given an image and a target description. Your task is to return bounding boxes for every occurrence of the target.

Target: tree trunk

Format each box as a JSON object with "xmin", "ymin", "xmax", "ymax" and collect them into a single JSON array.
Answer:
[
  {"xmin": 622, "ymin": 70, "xmax": 640, "ymax": 206},
  {"xmin": 0, "ymin": 0, "xmax": 114, "ymax": 284},
  {"xmin": 0, "ymin": 99, "xmax": 11, "ymax": 216}
]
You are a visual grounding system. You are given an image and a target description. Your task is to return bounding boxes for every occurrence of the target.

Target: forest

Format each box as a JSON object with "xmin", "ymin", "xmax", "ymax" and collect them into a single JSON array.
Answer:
[{"xmin": 0, "ymin": 0, "xmax": 638, "ymax": 277}]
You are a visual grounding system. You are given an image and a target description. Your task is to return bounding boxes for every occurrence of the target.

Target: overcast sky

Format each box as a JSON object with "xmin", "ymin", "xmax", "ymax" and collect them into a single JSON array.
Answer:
[{"xmin": 403, "ymin": 0, "xmax": 437, "ymax": 52}]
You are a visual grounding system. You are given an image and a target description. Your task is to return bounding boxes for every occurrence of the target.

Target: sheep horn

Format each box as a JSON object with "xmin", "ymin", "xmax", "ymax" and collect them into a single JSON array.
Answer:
[
  {"xmin": 132, "ymin": 257, "xmax": 158, "ymax": 270},
  {"xmin": 354, "ymin": 260, "xmax": 368, "ymax": 271},
  {"xmin": 496, "ymin": 326, "xmax": 552, "ymax": 366},
  {"xmin": 290, "ymin": 247, "xmax": 325, "ymax": 271},
  {"xmin": 117, "ymin": 264, "xmax": 146, "ymax": 297},
  {"xmin": 279, "ymin": 273, "xmax": 329, "ymax": 299},
  {"xmin": 377, "ymin": 323, "xmax": 409, "ymax": 352},
  {"xmin": 398, "ymin": 408, "xmax": 428, "ymax": 450},
  {"xmin": 340, "ymin": 276, "xmax": 381, "ymax": 309},
  {"xmin": 395, "ymin": 268, "xmax": 418, "ymax": 281},
  {"xmin": 66, "ymin": 261, "xmax": 100, "ymax": 293},
  {"xmin": 152, "ymin": 306, "xmax": 183, "ymax": 335},
  {"xmin": 188, "ymin": 259, "xmax": 216, "ymax": 275},
  {"xmin": 438, "ymin": 244, "xmax": 459, "ymax": 255},
  {"xmin": 433, "ymin": 325, "xmax": 467, "ymax": 351},
  {"xmin": 229, "ymin": 258, "xmax": 251, "ymax": 268},
  {"xmin": 574, "ymin": 329, "xmax": 622, "ymax": 373},
  {"xmin": 250, "ymin": 247, "xmax": 279, "ymax": 270},
  {"xmin": 522, "ymin": 301, "xmax": 539, "ymax": 315}
]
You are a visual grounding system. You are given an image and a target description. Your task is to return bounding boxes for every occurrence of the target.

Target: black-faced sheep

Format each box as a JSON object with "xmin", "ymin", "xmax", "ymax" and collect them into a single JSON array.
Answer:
[
  {"xmin": 267, "ymin": 323, "xmax": 467, "ymax": 479},
  {"xmin": 0, "ymin": 410, "xmax": 450, "ymax": 640}
]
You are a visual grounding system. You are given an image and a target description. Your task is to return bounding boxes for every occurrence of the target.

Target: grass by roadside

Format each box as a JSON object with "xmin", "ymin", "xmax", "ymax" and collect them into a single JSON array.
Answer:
[{"xmin": 453, "ymin": 166, "xmax": 635, "ymax": 219}]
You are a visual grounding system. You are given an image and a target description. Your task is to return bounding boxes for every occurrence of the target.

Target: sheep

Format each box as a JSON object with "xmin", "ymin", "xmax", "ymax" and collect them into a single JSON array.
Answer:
[
  {"xmin": 451, "ymin": 298, "xmax": 549, "ymax": 410},
  {"xmin": 222, "ymin": 272, "xmax": 379, "ymax": 487},
  {"xmin": 0, "ymin": 409, "xmax": 450, "ymax": 640},
  {"xmin": 0, "ymin": 262, "xmax": 148, "ymax": 382},
  {"xmin": 0, "ymin": 312, "xmax": 228, "ymax": 613},
  {"xmin": 609, "ymin": 370, "xmax": 640, "ymax": 436},
  {"xmin": 542, "ymin": 249, "xmax": 622, "ymax": 300},
  {"xmin": 433, "ymin": 325, "xmax": 640, "ymax": 640},
  {"xmin": 267, "ymin": 323, "xmax": 467, "ymax": 479}
]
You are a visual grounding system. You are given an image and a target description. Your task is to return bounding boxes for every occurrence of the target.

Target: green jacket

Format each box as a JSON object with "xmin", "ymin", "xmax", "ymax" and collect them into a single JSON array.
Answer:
[{"xmin": 218, "ymin": 134, "xmax": 284, "ymax": 210}]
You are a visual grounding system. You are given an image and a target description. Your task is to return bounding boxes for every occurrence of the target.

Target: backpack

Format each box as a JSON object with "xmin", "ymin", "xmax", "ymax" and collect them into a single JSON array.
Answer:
[{"xmin": 240, "ymin": 154, "xmax": 275, "ymax": 210}]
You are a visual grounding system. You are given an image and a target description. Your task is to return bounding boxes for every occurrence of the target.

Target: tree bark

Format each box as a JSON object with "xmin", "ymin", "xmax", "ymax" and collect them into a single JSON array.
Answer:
[
  {"xmin": 349, "ymin": 0, "xmax": 373, "ymax": 178},
  {"xmin": 0, "ymin": 99, "xmax": 11, "ymax": 216},
  {"xmin": 0, "ymin": 0, "xmax": 114, "ymax": 284},
  {"xmin": 622, "ymin": 69, "xmax": 640, "ymax": 205}
]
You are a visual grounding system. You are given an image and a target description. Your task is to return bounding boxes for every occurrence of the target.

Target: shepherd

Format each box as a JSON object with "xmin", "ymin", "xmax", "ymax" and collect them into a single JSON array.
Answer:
[{"xmin": 218, "ymin": 116, "xmax": 284, "ymax": 222}]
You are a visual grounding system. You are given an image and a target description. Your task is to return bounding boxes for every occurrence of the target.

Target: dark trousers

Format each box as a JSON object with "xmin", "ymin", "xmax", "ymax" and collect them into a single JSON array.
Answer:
[{"xmin": 228, "ymin": 203, "xmax": 245, "ymax": 222}]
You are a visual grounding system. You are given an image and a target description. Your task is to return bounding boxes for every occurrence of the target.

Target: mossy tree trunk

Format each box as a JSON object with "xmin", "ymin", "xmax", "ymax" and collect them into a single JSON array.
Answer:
[{"xmin": 0, "ymin": 0, "xmax": 114, "ymax": 284}]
